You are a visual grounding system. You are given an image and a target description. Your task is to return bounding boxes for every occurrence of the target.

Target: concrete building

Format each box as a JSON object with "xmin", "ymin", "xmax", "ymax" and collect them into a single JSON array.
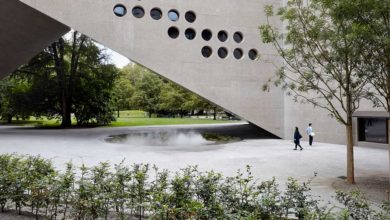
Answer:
[{"xmin": 0, "ymin": 0, "xmax": 387, "ymax": 147}]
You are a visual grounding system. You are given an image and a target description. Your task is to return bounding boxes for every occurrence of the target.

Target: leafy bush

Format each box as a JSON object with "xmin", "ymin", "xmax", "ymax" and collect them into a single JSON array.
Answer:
[{"xmin": 0, "ymin": 154, "xmax": 388, "ymax": 219}]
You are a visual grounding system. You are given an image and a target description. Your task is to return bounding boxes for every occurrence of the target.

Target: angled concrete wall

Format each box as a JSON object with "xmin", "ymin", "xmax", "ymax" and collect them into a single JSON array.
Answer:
[
  {"xmin": 17, "ymin": 0, "xmax": 286, "ymax": 137},
  {"xmin": 0, "ymin": 0, "xmax": 69, "ymax": 78},
  {"xmin": 0, "ymin": 0, "xmax": 384, "ymax": 145}
]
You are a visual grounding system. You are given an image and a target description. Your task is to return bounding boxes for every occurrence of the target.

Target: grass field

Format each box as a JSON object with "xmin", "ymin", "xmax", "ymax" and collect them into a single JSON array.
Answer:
[
  {"xmin": 0, "ymin": 111, "xmax": 236, "ymax": 128},
  {"xmin": 110, "ymin": 117, "xmax": 232, "ymax": 127}
]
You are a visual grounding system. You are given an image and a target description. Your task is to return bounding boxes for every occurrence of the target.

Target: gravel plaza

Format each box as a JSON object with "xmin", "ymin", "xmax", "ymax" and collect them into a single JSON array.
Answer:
[{"xmin": 0, "ymin": 122, "xmax": 388, "ymax": 206}]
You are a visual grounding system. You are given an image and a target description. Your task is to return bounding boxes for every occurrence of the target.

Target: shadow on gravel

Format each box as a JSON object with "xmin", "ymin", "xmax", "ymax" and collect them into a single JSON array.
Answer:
[
  {"xmin": 193, "ymin": 123, "xmax": 280, "ymax": 140},
  {"xmin": 332, "ymin": 176, "xmax": 390, "ymax": 204}
]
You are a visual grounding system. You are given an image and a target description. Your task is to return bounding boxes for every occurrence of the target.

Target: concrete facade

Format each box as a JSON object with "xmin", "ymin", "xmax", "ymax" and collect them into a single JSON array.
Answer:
[{"xmin": 0, "ymin": 0, "xmax": 385, "ymax": 145}]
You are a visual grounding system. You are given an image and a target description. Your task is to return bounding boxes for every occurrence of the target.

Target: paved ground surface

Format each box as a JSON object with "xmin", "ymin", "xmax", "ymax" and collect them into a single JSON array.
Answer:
[{"xmin": 0, "ymin": 122, "xmax": 388, "ymax": 207}]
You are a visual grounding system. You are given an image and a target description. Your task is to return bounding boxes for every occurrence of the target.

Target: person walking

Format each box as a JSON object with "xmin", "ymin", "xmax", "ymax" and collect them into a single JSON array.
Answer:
[
  {"xmin": 294, "ymin": 127, "xmax": 303, "ymax": 150},
  {"xmin": 306, "ymin": 123, "xmax": 314, "ymax": 146}
]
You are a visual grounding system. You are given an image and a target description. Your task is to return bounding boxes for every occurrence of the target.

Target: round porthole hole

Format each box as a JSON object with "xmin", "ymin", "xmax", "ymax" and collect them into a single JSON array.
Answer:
[
  {"xmin": 201, "ymin": 46, "xmax": 213, "ymax": 58},
  {"xmin": 233, "ymin": 48, "xmax": 244, "ymax": 59},
  {"xmin": 233, "ymin": 32, "xmax": 244, "ymax": 43},
  {"xmin": 248, "ymin": 49, "xmax": 258, "ymax": 60},
  {"xmin": 168, "ymin": 27, "xmax": 180, "ymax": 39},
  {"xmin": 150, "ymin": 8, "xmax": 162, "ymax": 20},
  {"xmin": 202, "ymin": 29, "xmax": 212, "ymax": 41},
  {"xmin": 218, "ymin": 30, "xmax": 228, "ymax": 42},
  {"xmin": 132, "ymin": 6, "xmax": 145, "ymax": 18},
  {"xmin": 113, "ymin": 4, "xmax": 127, "ymax": 17},
  {"xmin": 185, "ymin": 28, "xmax": 196, "ymax": 40},
  {"xmin": 168, "ymin": 9, "xmax": 179, "ymax": 21},
  {"xmin": 218, "ymin": 47, "xmax": 228, "ymax": 59},
  {"xmin": 185, "ymin": 11, "xmax": 196, "ymax": 23}
]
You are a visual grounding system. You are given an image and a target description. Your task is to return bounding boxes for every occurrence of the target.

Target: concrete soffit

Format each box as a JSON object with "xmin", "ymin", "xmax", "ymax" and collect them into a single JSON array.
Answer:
[{"xmin": 0, "ymin": 0, "xmax": 69, "ymax": 78}]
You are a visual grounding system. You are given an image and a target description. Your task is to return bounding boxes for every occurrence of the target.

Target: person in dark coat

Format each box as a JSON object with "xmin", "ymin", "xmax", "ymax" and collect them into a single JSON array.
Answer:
[{"xmin": 294, "ymin": 127, "xmax": 303, "ymax": 150}]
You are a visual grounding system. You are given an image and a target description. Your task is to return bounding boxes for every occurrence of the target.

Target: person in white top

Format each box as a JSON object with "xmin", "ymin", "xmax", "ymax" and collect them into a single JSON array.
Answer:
[{"xmin": 306, "ymin": 123, "xmax": 314, "ymax": 146}]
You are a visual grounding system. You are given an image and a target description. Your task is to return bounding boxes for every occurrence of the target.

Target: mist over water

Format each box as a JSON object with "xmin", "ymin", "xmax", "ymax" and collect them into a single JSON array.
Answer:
[{"xmin": 105, "ymin": 130, "xmax": 214, "ymax": 147}]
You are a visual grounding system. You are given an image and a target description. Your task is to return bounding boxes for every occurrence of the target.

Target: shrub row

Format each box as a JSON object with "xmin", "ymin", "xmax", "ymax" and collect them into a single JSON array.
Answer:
[{"xmin": 0, "ymin": 154, "xmax": 389, "ymax": 219}]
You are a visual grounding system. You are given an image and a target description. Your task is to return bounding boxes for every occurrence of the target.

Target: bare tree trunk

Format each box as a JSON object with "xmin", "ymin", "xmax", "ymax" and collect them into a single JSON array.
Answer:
[
  {"xmin": 7, "ymin": 115, "xmax": 12, "ymax": 124},
  {"xmin": 346, "ymin": 123, "xmax": 355, "ymax": 184},
  {"xmin": 61, "ymin": 96, "xmax": 72, "ymax": 127}
]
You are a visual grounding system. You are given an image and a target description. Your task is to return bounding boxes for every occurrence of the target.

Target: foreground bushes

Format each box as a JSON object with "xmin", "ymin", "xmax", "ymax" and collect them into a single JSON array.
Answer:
[{"xmin": 0, "ymin": 154, "xmax": 389, "ymax": 219}]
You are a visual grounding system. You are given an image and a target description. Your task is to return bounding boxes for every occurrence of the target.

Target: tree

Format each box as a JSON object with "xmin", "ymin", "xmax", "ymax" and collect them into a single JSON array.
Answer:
[
  {"xmin": 130, "ymin": 66, "xmax": 163, "ymax": 118},
  {"xmin": 159, "ymin": 83, "xmax": 187, "ymax": 117},
  {"xmin": 260, "ymin": 0, "xmax": 370, "ymax": 184},
  {"xmin": 0, "ymin": 76, "xmax": 32, "ymax": 123},
  {"xmin": 113, "ymin": 72, "xmax": 135, "ymax": 117},
  {"xmin": 15, "ymin": 31, "xmax": 118, "ymax": 126},
  {"xmin": 342, "ymin": 0, "xmax": 390, "ymax": 184},
  {"xmin": 72, "ymin": 64, "xmax": 117, "ymax": 125},
  {"xmin": 115, "ymin": 64, "xmax": 222, "ymax": 119}
]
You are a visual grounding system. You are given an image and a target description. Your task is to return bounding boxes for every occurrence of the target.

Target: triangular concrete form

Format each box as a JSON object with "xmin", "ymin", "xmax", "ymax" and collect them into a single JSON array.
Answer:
[
  {"xmin": 0, "ymin": 0, "xmax": 69, "ymax": 76},
  {"xmin": 15, "ymin": 0, "xmax": 285, "ymax": 137}
]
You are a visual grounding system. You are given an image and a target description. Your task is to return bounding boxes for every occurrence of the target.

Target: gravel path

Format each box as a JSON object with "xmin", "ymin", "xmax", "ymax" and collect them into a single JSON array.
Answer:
[{"xmin": 0, "ymin": 122, "xmax": 388, "ymax": 208}]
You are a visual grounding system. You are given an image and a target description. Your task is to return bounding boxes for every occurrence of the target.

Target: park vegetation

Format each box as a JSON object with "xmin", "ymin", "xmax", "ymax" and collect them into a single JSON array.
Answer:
[
  {"xmin": 113, "ymin": 64, "xmax": 221, "ymax": 120},
  {"xmin": 0, "ymin": 31, "xmax": 118, "ymax": 127},
  {"xmin": 0, "ymin": 33, "xmax": 222, "ymax": 127},
  {"xmin": 0, "ymin": 154, "xmax": 389, "ymax": 220}
]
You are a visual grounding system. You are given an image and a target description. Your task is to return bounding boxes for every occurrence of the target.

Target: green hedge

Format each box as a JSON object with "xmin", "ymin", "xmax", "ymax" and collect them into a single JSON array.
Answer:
[{"xmin": 0, "ymin": 154, "xmax": 388, "ymax": 219}]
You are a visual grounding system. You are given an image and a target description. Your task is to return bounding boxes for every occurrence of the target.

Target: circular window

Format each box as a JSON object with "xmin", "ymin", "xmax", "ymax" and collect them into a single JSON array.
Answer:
[
  {"xmin": 233, "ymin": 48, "xmax": 244, "ymax": 59},
  {"xmin": 185, "ymin": 28, "xmax": 196, "ymax": 40},
  {"xmin": 113, "ymin": 4, "xmax": 127, "ymax": 17},
  {"xmin": 201, "ymin": 29, "xmax": 212, "ymax": 41},
  {"xmin": 168, "ymin": 27, "xmax": 180, "ymax": 39},
  {"xmin": 132, "ymin": 6, "xmax": 145, "ymax": 18},
  {"xmin": 168, "ymin": 9, "xmax": 179, "ymax": 21},
  {"xmin": 185, "ymin": 11, "xmax": 196, "ymax": 23},
  {"xmin": 233, "ymin": 32, "xmax": 244, "ymax": 43},
  {"xmin": 218, "ymin": 47, "xmax": 228, "ymax": 59},
  {"xmin": 218, "ymin": 31, "xmax": 228, "ymax": 42},
  {"xmin": 248, "ymin": 49, "xmax": 258, "ymax": 60},
  {"xmin": 201, "ymin": 46, "xmax": 213, "ymax": 58},
  {"xmin": 150, "ymin": 8, "xmax": 162, "ymax": 20}
]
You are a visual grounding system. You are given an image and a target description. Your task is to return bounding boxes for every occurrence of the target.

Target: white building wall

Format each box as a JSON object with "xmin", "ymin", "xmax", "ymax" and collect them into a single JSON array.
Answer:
[{"xmin": 0, "ymin": 0, "xmax": 386, "ymax": 146}]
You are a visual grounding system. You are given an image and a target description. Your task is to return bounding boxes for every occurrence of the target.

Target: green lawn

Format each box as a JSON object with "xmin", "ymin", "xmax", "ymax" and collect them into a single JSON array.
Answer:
[
  {"xmin": 110, "ymin": 117, "xmax": 232, "ymax": 127},
  {"xmin": 0, "ymin": 111, "xmax": 237, "ymax": 128}
]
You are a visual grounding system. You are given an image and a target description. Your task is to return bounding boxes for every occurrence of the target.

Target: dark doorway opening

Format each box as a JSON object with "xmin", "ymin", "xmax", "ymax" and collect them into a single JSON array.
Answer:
[{"xmin": 358, "ymin": 118, "xmax": 388, "ymax": 144}]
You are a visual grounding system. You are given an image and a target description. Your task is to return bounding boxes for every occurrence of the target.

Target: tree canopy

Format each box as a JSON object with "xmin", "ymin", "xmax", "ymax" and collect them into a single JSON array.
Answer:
[
  {"xmin": 113, "ymin": 64, "xmax": 221, "ymax": 119},
  {"xmin": 9, "ymin": 31, "xmax": 119, "ymax": 126}
]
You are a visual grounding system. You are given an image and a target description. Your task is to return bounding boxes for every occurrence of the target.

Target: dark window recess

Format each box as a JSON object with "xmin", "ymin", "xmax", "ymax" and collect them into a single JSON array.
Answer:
[
  {"xmin": 218, "ymin": 47, "xmax": 228, "ymax": 59},
  {"xmin": 358, "ymin": 118, "xmax": 388, "ymax": 144},
  {"xmin": 233, "ymin": 32, "xmax": 244, "ymax": 43},
  {"xmin": 185, "ymin": 28, "xmax": 196, "ymax": 40},
  {"xmin": 218, "ymin": 31, "xmax": 228, "ymax": 42},
  {"xmin": 168, "ymin": 10, "xmax": 179, "ymax": 21},
  {"xmin": 202, "ymin": 29, "xmax": 212, "ymax": 41},
  {"xmin": 168, "ymin": 27, "xmax": 180, "ymax": 39},
  {"xmin": 132, "ymin": 6, "xmax": 145, "ymax": 18},
  {"xmin": 113, "ymin": 5, "xmax": 127, "ymax": 17},
  {"xmin": 233, "ymin": 48, "xmax": 243, "ymax": 59},
  {"xmin": 150, "ymin": 8, "xmax": 162, "ymax": 20},
  {"xmin": 185, "ymin": 11, "xmax": 196, "ymax": 23},
  {"xmin": 201, "ymin": 46, "xmax": 212, "ymax": 58},
  {"xmin": 248, "ymin": 49, "xmax": 258, "ymax": 60}
]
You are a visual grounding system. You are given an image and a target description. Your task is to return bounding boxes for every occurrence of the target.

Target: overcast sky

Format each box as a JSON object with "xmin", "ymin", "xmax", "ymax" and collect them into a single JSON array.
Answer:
[
  {"xmin": 107, "ymin": 49, "xmax": 131, "ymax": 68},
  {"xmin": 65, "ymin": 32, "xmax": 131, "ymax": 68}
]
